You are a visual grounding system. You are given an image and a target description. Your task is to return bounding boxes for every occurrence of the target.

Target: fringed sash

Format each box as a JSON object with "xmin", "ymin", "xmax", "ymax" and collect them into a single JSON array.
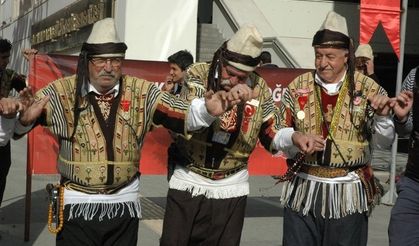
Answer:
[
  {"xmin": 169, "ymin": 167, "xmax": 249, "ymax": 199},
  {"xmin": 280, "ymin": 174, "xmax": 368, "ymax": 219},
  {"xmin": 68, "ymin": 201, "xmax": 141, "ymax": 221}
]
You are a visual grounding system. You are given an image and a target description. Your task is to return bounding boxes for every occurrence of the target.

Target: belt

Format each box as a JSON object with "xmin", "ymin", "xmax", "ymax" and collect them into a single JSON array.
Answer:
[
  {"xmin": 188, "ymin": 164, "xmax": 246, "ymax": 180},
  {"xmin": 300, "ymin": 164, "xmax": 363, "ymax": 178},
  {"xmin": 61, "ymin": 172, "xmax": 140, "ymax": 195}
]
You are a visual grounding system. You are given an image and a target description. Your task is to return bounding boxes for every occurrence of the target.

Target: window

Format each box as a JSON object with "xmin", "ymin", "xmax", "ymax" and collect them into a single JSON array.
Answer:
[{"xmin": 19, "ymin": 0, "xmax": 32, "ymax": 16}]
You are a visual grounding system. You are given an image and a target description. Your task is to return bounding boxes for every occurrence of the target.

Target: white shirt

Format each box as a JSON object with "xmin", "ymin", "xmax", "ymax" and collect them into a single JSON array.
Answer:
[
  {"xmin": 0, "ymin": 114, "xmax": 33, "ymax": 146},
  {"xmin": 88, "ymin": 82, "xmax": 120, "ymax": 97},
  {"xmin": 314, "ymin": 71, "xmax": 346, "ymax": 95}
]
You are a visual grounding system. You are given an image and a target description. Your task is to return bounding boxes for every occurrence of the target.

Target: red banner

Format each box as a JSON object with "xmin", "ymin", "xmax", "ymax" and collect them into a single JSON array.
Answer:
[
  {"xmin": 28, "ymin": 54, "xmax": 308, "ymax": 175},
  {"xmin": 360, "ymin": 0, "xmax": 400, "ymax": 59}
]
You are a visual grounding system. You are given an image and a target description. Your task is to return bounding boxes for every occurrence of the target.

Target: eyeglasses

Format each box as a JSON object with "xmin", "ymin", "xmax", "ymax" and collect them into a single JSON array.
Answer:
[{"xmin": 90, "ymin": 57, "xmax": 123, "ymax": 68}]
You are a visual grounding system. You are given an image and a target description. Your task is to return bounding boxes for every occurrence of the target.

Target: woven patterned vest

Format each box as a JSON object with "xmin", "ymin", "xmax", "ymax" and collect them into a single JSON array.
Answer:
[
  {"xmin": 285, "ymin": 71, "xmax": 382, "ymax": 168},
  {"xmin": 36, "ymin": 75, "xmax": 158, "ymax": 193}
]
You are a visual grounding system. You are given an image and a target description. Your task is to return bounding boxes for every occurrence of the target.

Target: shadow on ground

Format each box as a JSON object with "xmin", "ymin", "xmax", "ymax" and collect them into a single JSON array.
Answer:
[{"xmin": 0, "ymin": 189, "xmax": 49, "ymax": 244}]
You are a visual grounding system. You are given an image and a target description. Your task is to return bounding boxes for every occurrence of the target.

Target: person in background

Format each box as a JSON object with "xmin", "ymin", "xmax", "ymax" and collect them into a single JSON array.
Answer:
[
  {"xmin": 355, "ymin": 43, "xmax": 380, "ymax": 83},
  {"xmin": 259, "ymin": 50, "xmax": 278, "ymax": 68},
  {"xmin": 388, "ymin": 67, "xmax": 419, "ymax": 246},
  {"xmin": 0, "ymin": 39, "xmax": 35, "ymax": 207},
  {"xmin": 19, "ymin": 18, "xmax": 253, "ymax": 246},
  {"xmin": 162, "ymin": 50, "xmax": 194, "ymax": 180},
  {"xmin": 279, "ymin": 11, "xmax": 394, "ymax": 246},
  {"xmin": 162, "ymin": 50, "xmax": 193, "ymax": 95},
  {"xmin": 160, "ymin": 24, "xmax": 323, "ymax": 246}
]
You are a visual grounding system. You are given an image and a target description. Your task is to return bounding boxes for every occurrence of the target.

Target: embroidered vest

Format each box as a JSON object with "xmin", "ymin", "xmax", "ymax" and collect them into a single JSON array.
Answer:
[
  {"xmin": 173, "ymin": 63, "xmax": 279, "ymax": 174},
  {"xmin": 36, "ymin": 75, "xmax": 159, "ymax": 192},
  {"xmin": 286, "ymin": 71, "xmax": 383, "ymax": 168}
]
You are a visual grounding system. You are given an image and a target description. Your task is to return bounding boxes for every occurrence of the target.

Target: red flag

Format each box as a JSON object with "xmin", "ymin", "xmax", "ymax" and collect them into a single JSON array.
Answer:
[
  {"xmin": 27, "ymin": 55, "xmax": 62, "ymax": 174},
  {"xmin": 360, "ymin": 0, "xmax": 400, "ymax": 59}
]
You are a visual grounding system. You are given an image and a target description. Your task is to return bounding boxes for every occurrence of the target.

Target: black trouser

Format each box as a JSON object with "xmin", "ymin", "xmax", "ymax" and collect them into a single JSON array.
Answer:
[
  {"xmin": 161, "ymin": 188, "xmax": 247, "ymax": 246},
  {"xmin": 0, "ymin": 143, "xmax": 11, "ymax": 207},
  {"xmin": 389, "ymin": 176, "xmax": 419, "ymax": 246},
  {"xmin": 56, "ymin": 204, "xmax": 139, "ymax": 246},
  {"xmin": 167, "ymin": 143, "xmax": 177, "ymax": 181},
  {"xmin": 283, "ymin": 207, "xmax": 368, "ymax": 246}
]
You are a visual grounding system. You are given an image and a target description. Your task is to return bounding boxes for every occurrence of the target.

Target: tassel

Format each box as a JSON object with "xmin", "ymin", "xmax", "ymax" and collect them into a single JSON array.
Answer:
[
  {"xmin": 281, "ymin": 176, "xmax": 369, "ymax": 219},
  {"xmin": 169, "ymin": 178, "xmax": 249, "ymax": 199},
  {"xmin": 67, "ymin": 201, "xmax": 141, "ymax": 221}
]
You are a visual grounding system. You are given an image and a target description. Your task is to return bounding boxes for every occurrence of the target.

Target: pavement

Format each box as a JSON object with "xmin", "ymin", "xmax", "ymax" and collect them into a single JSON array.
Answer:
[{"xmin": 0, "ymin": 136, "xmax": 407, "ymax": 246}]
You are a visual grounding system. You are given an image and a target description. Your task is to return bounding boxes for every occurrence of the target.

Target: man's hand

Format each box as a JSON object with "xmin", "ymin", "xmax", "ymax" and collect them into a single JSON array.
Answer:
[
  {"xmin": 389, "ymin": 91, "xmax": 413, "ymax": 122},
  {"xmin": 204, "ymin": 84, "xmax": 255, "ymax": 116},
  {"xmin": 161, "ymin": 75, "xmax": 175, "ymax": 92},
  {"xmin": 291, "ymin": 131, "xmax": 324, "ymax": 155},
  {"xmin": 19, "ymin": 96, "xmax": 50, "ymax": 126},
  {"xmin": 204, "ymin": 90, "xmax": 229, "ymax": 116},
  {"xmin": 365, "ymin": 60, "xmax": 374, "ymax": 76},
  {"xmin": 0, "ymin": 97, "xmax": 24, "ymax": 118},
  {"xmin": 368, "ymin": 94, "xmax": 392, "ymax": 116},
  {"xmin": 19, "ymin": 86, "xmax": 35, "ymax": 109},
  {"xmin": 226, "ymin": 84, "xmax": 253, "ymax": 103},
  {"xmin": 22, "ymin": 49, "xmax": 38, "ymax": 61}
]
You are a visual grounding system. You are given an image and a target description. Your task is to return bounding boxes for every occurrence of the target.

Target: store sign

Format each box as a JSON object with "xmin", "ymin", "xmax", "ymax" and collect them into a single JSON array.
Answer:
[{"xmin": 30, "ymin": 0, "xmax": 112, "ymax": 52}]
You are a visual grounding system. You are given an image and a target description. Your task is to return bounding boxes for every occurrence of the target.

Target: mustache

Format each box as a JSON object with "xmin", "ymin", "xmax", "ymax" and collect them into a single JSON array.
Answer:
[
  {"xmin": 318, "ymin": 66, "xmax": 333, "ymax": 72},
  {"xmin": 220, "ymin": 79, "xmax": 231, "ymax": 86},
  {"xmin": 98, "ymin": 71, "xmax": 116, "ymax": 77}
]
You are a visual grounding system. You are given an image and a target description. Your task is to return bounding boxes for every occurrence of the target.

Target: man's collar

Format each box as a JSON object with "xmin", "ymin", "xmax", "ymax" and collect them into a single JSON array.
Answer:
[
  {"xmin": 83, "ymin": 82, "xmax": 120, "ymax": 97},
  {"xmin": 314, "ymin": 70, "xmax": 347, "ymax": 95}
]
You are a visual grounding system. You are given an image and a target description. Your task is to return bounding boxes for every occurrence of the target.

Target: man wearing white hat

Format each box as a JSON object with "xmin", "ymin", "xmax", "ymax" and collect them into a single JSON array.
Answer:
[
  {"xmin": 355, "ymin": 43, "xmax": 380, "ymax": 83},
  {"xmin": 160, "ymin": 24, "xmax": 323, "ymax": 245},
  {"xmin": 278, "ymin": 11, "xmax": 395, "ymax": 245},
  {"xmin": 19, "ymin": 18, "xmax": 257, "ymax": 245}
]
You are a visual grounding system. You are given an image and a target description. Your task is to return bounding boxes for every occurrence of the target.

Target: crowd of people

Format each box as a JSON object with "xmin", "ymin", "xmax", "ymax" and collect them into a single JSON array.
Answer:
[{"xmin": 0, "ymin": 10, "xmax": 416, "ymax": 246}]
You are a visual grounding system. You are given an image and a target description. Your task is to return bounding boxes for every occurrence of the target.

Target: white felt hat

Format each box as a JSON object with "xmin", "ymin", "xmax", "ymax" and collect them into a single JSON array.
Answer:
[
  {"xmin": 312, "ymin": 11, "xmax": 350, "ymax": 48},
  {"xmin": 86, "ymin": 18, "xmax": 126, "ymax": 57},
  {"xmin": 318, "ymin": 11, "xmax": 348, "ymax": 38},
  {"xmin": 226, "ymin": 24, "xmax": 263, "ymax": 72},
  {"xmin": 355, "ymin": 44, "xmax": 374, "ymax": 60}
]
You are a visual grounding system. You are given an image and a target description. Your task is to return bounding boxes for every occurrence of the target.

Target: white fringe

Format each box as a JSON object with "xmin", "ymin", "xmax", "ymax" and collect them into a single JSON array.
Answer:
[
  {"xmin": 68, "ymin": 201, "xmax": 141, "ymax": 221},
  {"xmin": 170, "ymin": 177, "xmax": 249, "ymax": 199},
  {"xmin": 280, "ymin": 176, "xmax": 369, "ymax": 219}
]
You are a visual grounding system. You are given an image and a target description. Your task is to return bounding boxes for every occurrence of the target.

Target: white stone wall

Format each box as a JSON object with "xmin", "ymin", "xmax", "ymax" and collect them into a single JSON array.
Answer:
[{"xmin": 115, "ymin": 0, "xmax": 197, "ymax": 61}]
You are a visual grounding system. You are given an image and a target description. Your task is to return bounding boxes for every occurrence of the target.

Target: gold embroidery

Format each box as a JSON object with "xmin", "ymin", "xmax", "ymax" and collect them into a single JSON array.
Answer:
[
  {"xmin": 325, "ymin": 104, "xmax": 333, "ymax": 122},
  {"xmin": 219, "ymin": 105, "xmax": 238, "ymax": 132},
  {"xmin": 95, "ymin": 94, "xmax": 113, "ymax": 120}
]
